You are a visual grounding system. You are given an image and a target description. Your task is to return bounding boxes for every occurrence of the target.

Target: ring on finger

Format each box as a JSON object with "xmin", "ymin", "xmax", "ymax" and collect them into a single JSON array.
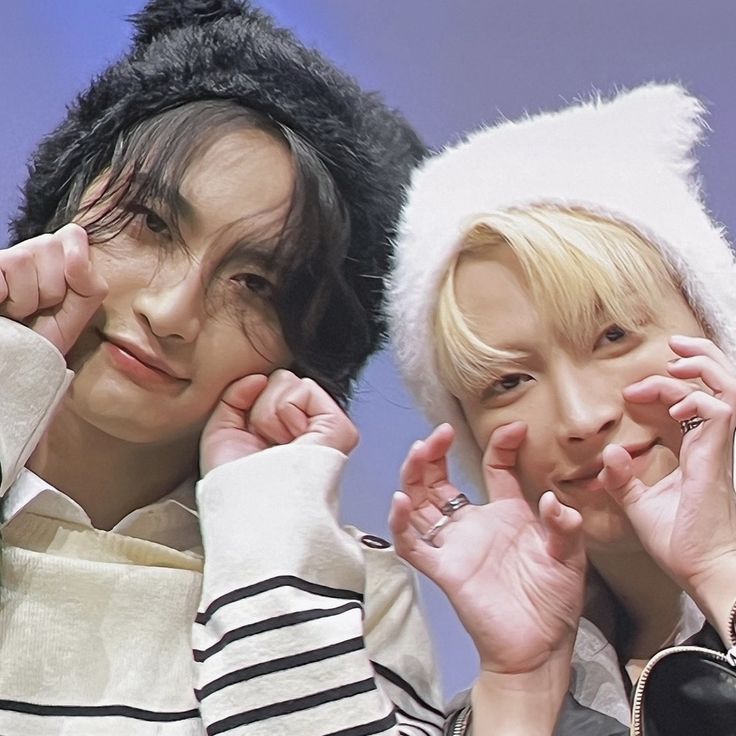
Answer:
[
  {"xmin": 439, "ymin": 492, "xmax": 471, "ymax": 517},
  {"xmin": 680, "ymin": 416, "xmax": 704, "ymax": 435},
  {"xmin": 420, "ymin": 514, "xmax": 452, "ymax": 544}
]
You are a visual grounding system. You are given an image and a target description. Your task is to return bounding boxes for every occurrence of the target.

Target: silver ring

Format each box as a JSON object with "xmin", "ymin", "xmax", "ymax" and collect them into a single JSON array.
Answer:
[
  {"xmin": 439, "ymin": 493, "xmax": 471, "ymax": 517},
  {"xmin": 680, "ymin": 417, "xmax": 704, "ymax": 435},
  {"xmin": 420, "ymin": 514, "xmax": 452, "ymax": 544}
]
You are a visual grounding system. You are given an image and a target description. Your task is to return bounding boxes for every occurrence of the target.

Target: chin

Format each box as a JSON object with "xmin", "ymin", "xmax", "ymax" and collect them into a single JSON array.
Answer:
[{"xmin": 582, "ymin": 512, "xmax": 642, "ymax": 554}]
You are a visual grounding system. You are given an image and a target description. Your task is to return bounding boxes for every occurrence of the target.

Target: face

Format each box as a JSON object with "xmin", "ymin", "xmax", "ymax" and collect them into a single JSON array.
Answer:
[
  {"xmin": 63, "ymin": 128, "xmax": 294, "ymax": 447},
  {"xmin": 454, "ymin": 245, "xmax": 705, "ymax": 553}
]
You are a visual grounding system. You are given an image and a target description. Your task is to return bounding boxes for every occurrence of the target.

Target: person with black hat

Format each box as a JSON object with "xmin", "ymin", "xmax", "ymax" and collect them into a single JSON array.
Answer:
[{"xmin": 0, "ymin": 1, "xmax": 444, "ymax": 734}]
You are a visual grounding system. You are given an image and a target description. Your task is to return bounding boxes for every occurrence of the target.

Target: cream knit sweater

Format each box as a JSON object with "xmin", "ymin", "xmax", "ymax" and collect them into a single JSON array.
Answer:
[{"xmin": 0, "ymin": 318, "xmax": 444, "ymax": 735}]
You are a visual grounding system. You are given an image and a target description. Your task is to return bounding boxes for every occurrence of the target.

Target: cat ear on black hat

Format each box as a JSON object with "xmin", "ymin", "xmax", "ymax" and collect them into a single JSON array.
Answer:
[{"xmin": 128, "ymin": 0, "xmax": 253, "ymax": 48}]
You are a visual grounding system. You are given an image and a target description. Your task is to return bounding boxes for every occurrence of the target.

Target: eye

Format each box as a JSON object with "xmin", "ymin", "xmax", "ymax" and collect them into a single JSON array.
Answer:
[
  {"xmin": 596, "ymin": 324, "xmax": 627, "ymax": 347},
  {"xmin": 486, "ymin": 373, "xmax": 533, "ymax": 397},
  {"xmin": 127, "ymin": 204, "xmax": 172, "ymax": 239},
  {"xmin": 232, "ymin": 272, "xmax": 274, "ymax": 300},
  {"xmin": 143, "ymin": 209, "xmax": 170, "ymax": 236}
]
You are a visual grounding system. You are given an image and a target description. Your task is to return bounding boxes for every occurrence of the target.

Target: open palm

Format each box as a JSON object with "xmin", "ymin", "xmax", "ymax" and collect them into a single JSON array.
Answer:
[{"xmin": 390, "ymin": 422, "xmax": 586, "ymax": 674}]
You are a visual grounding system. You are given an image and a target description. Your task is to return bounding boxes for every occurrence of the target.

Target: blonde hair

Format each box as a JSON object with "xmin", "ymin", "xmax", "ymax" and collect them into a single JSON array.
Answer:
[{"xmin": 435, "ymin": 207, "xmax": 684, "ymax": 398}]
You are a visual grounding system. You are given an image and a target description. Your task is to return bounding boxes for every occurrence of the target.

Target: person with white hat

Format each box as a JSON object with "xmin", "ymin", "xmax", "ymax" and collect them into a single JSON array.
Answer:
[{"xmin": 389, "ymin": 84, "xmax": 736, "ymax": 734}]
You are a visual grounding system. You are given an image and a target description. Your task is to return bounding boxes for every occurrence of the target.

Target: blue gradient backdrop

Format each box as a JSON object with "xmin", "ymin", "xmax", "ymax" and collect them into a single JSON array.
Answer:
[{"xmin": 3, "ymin": 0, "xmax": 735, "ymax": 700}]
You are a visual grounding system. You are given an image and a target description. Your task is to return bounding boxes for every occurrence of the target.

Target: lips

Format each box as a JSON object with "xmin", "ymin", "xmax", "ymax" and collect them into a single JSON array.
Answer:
[
  {"xmin": 563, "ymin": 440, "xmax": 658, "ymax": 485},
  {"xmin": 102, "ymin": 333, "xmax": 189, "ymax": 382}
]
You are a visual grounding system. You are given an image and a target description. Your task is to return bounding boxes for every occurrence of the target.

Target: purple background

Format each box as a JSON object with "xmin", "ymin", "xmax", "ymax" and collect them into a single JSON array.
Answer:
[{"xmin": 3, "ymin": 0, "xmax": 735, "ymax": 699}]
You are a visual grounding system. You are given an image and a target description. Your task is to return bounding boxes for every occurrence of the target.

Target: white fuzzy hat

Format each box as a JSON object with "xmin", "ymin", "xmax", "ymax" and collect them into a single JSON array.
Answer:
[{"xmin": 389, "ymin": 84, "xmax": 736, "ymax": 498}]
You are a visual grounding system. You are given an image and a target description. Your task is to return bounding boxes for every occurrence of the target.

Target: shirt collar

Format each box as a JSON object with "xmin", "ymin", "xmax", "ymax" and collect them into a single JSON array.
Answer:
[{"xmin": 1, "ymin": 468, "xmax": 201, "ymax": 554}]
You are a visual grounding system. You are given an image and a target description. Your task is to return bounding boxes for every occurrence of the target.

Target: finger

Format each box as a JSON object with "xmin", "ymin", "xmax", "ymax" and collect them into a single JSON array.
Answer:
[
  {"xmin": 623, "ymin": 374, "xmax": 698, "ymax": 406},
  {"xmin": 400, "ymin": 424, "xmax": 461, "ymax": 511},
  {"xmin": 481, "ymin": 421, "xmax": 527, "ymax": 502},
  {"xmin": 399, "ymin": 440, "xmax": 442, "ymax": 527},
  {"xmin": 277, "ymin": 399, "xmax": 310, "ymax": 438},
  {"xmin": 0, "ymin": 269, "xmax": 7, "ymax": 304},
  {"xmin": 33, "ymin": 237, "xmax": 66, "ymax": 310},
  {"xmin": 598, "ymin": 444, "xmax": 648, "ymax": 507},
  {"xmin": 399, "ymin": 426, "xmax": 452, "ymax": 491},
  {"xmin": 218, "ymin": 374, "xmax": 269, "ymax": 414},
  {"xmin": 273, "ymin": 378, "xmax": 321, "ymax": 440},
  {"xmin": 669, "ymin": 390, "xmax": 731, "ymax": 426},
  {"xmin": 399, "ymin": 426, "xmax": 451, "ymax": 489},
  {"xmin": 538, "ymin": 491, "xmax": 584, "ymax": 564},
  {"xmin": 60, "ymin": 224, "xmax": 108, "ymax": 298},
  {"xmin": 247, "ymin": 370, "xmax": 301, "ymax": 444},
  {"xmin": 669, "ymin": 334, "xmax": 734, "ymax": 372},
  {"xmin": 667, "ymin": 355, "xmax": 736, "ymax": 399},
  {"xmin": 37, "ymin": 226, "xmax": 109, "ymax": 353},
  {"xmin": 288, "ymin": 377, "xmax": 359, "ymax": 453},
  {"xmin": 670, "ymin": 392, "xmax": 735, "ymax": 493},
  {"xmin": 0, "ymin": 249, "xmax": 40, "ymax": 319},
  {"xmin": 669, "ymin": 392, "xmax": 734, "ymax": 470},
  {"xmin": 389, "ymin": 491, "xmax": 440, "ymax": 577}
]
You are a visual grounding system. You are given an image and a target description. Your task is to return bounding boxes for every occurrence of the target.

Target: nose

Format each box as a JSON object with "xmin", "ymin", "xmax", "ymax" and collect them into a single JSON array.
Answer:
[
  {"xmin": 553, "ymin": 363, "xmax": 622, "ymax": 444},
  {"xmin": 132, "ymin": 258, "xmax": 204, "ymax": 342}
]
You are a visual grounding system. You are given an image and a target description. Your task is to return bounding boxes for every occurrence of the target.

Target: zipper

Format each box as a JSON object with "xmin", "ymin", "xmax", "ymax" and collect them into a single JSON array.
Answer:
[
  {"xmin": 446, "ymin": 704, "xmax": 472, "ymax": 736},
  {"xmin": 630, "ymin": 644, "xmax": 736, "ymax": 736}
]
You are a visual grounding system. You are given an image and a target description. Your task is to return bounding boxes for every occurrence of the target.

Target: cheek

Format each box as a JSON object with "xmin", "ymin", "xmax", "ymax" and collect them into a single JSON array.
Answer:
[
  {"xmin": 514, "ymin": 426, "xmax": 559, "ymax": 504},
  {"xmin": 462, "ymin": 400, "xmax": 556, "ymax": 506},
  {"xmin": 91, "ymin": 246, "xmax": 160, "ymax": 305},
  {"xmin": 194, "ymin": 322, "xmax": 290, "ymax": 386}
]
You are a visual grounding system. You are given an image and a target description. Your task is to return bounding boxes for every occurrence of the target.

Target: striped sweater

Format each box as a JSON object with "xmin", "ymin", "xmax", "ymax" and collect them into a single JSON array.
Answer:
[{"xmin": 0, "ymin": 318, "xmax": 445, "ymax": 735}]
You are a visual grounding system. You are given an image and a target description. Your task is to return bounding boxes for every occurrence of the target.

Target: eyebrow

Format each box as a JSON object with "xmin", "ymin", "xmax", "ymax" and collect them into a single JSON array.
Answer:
[
  {"xmin": 131, "ymin": 173, "xmax": 195, "ymax": 222},
  {"xmin": 222, "ymin": 240, "xmax": 281, "ymax": 273}
]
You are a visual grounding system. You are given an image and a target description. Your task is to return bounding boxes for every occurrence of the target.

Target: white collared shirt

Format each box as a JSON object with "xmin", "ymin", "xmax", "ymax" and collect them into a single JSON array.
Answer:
[{"xmin": 2, "ymin": 467, "xmax": 203, "ymax": 555}]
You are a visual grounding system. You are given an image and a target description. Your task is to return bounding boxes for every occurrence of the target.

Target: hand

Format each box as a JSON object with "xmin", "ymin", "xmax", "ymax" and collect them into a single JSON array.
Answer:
[
  {"xmin": 0, "ymin": 224, "xmax": 108, "ymax": 355},
  {"xmin": 600, "ymin": 335, "xmax": 736, "ymax": 624},
  {"xmin": 389, "ymin": 422, "xmax": 586, "ymax": 675},
  {"xmin": 200, "ymin": 369, "xmax": 359, "ymax": 474}
]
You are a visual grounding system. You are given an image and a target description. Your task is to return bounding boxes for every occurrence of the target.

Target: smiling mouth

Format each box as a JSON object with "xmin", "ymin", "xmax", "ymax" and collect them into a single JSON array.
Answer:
[
  {"xmin": 563, "ymin": 441, "xmax": 659, "ymax": 487},
  {"xmin": 100, "ymin": 333, "xmax": 189, "ymax": 386}
]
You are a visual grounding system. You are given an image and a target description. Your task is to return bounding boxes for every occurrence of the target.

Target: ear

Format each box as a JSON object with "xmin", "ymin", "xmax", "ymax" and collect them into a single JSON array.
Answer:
[
  {"xmin": 128, "ymin": 0, "xmax": 253, "ymax": 48},
  {"xmin": 590, "ymin": 83, "xmax": 706, "ymax": 189}
]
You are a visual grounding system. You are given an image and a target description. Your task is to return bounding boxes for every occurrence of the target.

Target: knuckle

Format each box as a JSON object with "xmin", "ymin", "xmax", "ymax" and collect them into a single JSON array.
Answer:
[
  {"xmin": 270, "ymin": 367, "xmax": 296, "ymax": 384},
  {"xmin": 57, "ymin": 222, "xmax": 88, "ymax": 242},
  {"xmin": 9, "ymin": 249, "xmax": 34, "ymax": 268},
  {"xmin": 714, "ymin": 402, "xmax": 733, "ymax": 421},
  {"xmin": 300, "ymin": 376, "xmax": 321, "ymax": 391}
]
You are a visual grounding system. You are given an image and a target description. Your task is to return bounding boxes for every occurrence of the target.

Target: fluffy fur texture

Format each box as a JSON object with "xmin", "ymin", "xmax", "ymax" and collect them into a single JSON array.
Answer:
[
  {"xmin": 11, "ymin": 0, "xmax": 425, "ymax": 378},
  {"xmin": 389, "ymin": 84, "xmax": 736, "ymax": 497}
]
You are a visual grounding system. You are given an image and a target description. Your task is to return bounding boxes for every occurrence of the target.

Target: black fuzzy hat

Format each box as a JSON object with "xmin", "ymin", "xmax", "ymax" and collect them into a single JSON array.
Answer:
[{"xmin": 11, "ymin": 0, "xmax": 425, "ymax": 397}]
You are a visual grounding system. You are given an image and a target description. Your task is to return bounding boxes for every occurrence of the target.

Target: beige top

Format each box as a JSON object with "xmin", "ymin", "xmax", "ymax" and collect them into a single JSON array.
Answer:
[{"xmin": 0, "ymin": 318, "xmax": 445, "ymax": 735}]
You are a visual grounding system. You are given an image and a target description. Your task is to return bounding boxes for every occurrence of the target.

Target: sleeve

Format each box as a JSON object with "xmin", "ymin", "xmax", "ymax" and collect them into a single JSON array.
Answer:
[
  {"xmin": 0, "ymin": 317, "xmax": 73, "ymax": 497},
  {"xmin": 444, "ymin": 692, "xmax": 628, "ymax": 736},
  {"xmin": 194, "ymin": 444, "xmax": 446, "ymax": 736}
]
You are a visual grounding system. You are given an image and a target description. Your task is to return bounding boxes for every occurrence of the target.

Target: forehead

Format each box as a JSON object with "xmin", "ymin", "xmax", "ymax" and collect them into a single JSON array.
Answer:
[
  {"xmin": 180, "ymin": 129, "xmax": 295, "ymax": 239},
  {"xmin": 453, "ymin": 243, "xmax": 703, "ymax": 353},
  {"xmin": 454, "ymin": 246, "xmax": 542, "ymax": 348}
]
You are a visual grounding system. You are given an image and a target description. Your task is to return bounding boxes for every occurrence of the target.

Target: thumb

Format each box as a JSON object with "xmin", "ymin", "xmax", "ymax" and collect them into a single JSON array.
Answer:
[
  {"xmin": 481, "ymin": 421, "xmax": 527, "ymax": 502},
  {"xmin": 598, "ymin": 444, "xmax": 647, "ymax": 508},
  {"xmin": 200, "ymin": 375, "xmax": 269, "ymax": 475},
  {"xmin": 34, "ymin": 225, "xmax": 109, "ymax": 354},
  {"xmin": 539, "ymin": 491, "xmax": 585, "ymax": 567}
]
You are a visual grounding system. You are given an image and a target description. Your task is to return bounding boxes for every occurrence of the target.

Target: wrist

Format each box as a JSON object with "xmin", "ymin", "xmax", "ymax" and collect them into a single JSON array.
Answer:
[
  {"xmin": 472, "ymin": 651, "xmax": 572, "ymax": 735},
  {"xmin": 686, "ymin": 551, "xmax": 736, "ymax": 646}
]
